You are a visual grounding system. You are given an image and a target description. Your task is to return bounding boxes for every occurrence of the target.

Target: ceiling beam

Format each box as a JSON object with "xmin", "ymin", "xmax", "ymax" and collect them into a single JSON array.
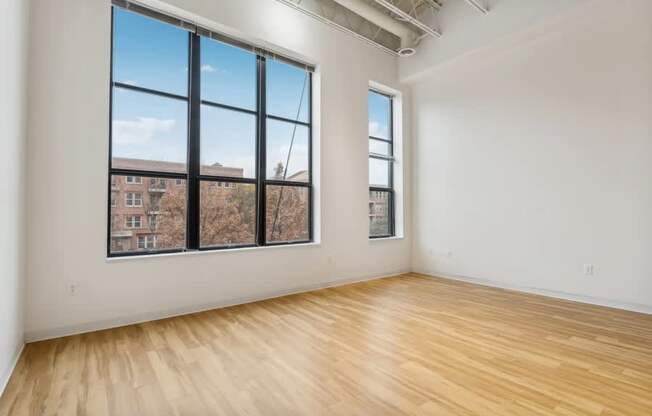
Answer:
[
  {"xmin": 373, "ymin": 0, "xmax": 441, "ymax": 37},
  {"xmin": 463, "ymin": 0, "xmax": 489, "ymax": 14}
]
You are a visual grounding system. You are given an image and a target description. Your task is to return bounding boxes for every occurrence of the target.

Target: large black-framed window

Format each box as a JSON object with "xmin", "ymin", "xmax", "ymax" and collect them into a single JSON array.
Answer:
[
  {"xmin": 108, "ymin": 5, "xmax": 313, "ymax": 257},
  {"xmin": 368, "ymin": 90, "xmax": 395, "ymax": 238}
]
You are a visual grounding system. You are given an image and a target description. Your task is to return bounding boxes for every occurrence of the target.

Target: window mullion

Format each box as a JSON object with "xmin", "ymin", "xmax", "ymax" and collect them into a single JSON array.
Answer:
[
  {"xmin": 308, "ymin": 72, "xmax": 313, "ymax": 241},
  {"xmin": 256, "ymin": 56, "xmax": 267, "ymax": 246},
  {"xmin": 187, "ymin": 33, "xmax": 201, "ymax": 250},
  {"xmin": 389, "ymin": 97, "xmax": 395, "ymax": 235}
]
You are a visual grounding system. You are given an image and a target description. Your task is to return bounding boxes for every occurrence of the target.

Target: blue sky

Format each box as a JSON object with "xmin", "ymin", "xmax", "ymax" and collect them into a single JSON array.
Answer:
[
  {"xmin": 112, "ymin": 7, "xmax": 389, "ymax": 184},
  {"xmin": 368, "ymin": 91, "xmax": 391, "ymax": 187}
]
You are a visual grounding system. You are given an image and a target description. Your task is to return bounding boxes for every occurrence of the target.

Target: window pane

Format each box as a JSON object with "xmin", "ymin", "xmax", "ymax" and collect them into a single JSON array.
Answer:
[
  {"xmin": 369, "ymin": 190, "xmax": 391, "ymax": 237},
  {"xmin": 369, "ymin": 158, "xmax": 390, "ymax": 187},
  {"xmin": 368, "ymin": 91, "xmax": 391, "ymax": 140},
  {"xmin": 200, "ymin": 181, "xmax": 256, "ymax": 247},
  {"xmin": 112, "ymin": 8, "xmax": 188, "ymax": 96},
  {"xmin": 266, "ymin": 119, "xmax": 309, "ymax": 182},
  {"xmin": 201, "ymin": 37, "xmax": 256, "ymax": 110},
  {"xmin": 201, "ymin": 106, "xmax": 256, "ymax": 178},
  {"xmin": 369, "ymin": 138, "xmax": 390, "ymax": 156},
  {"xmin": 267, "ymin": 60, "xmax": 309, "ymax": 123},
  {"xmin": 110, "ymin": 175, "xmax": 186, "ymax": 254},
  {"xmin": 112, "ymin": 88, "xmax": 187, "ymax": 173},
  {"xmin": 266, "ymin": 185, "xmax": 309, "ymax": 243}
]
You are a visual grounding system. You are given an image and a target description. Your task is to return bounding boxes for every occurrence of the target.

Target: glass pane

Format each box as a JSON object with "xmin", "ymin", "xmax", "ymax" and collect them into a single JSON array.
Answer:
[
  {"xmin": 201, "ymin": 106, "xmax": 256, "ymax": 178},
  {"xmin": 201, "ymin": 37, "xmax": 256, "ymax": 110},
  {"xmin": 267, "ymin": 60, "xmax": 309, "ymax": 123},
  {"xmin": 109, "ymin": 175, "xmax": 186, "ymax": 254},
  {"xmin": 266, "ymin": 119, "xmax": 309, "ymax": 182},
  {"xmin": 369, "ymin": 138, "xmax": 390, "ymax": 156},
  {"xmin": 113, "ymin": 8, "xmax": 188, "ymax": 96},
  {"xmin": 369, "ymin": 158, "xmax": 390, "ymax": 187},
  {"xmin": 200, "ymin": 181, "xmax": 256, "ymax": 247},
  {"xmin": 369, "ymin": 190, "xmax": 391, "ymax": 237},
  {"xmin": 112, "ymin": 88, "xmax": 187, "ymax": 173},
  {"xmin": 368, "ymin": 91, "xmax": 391, "ymax": 140},
  {"xmin": 266, "ymin": 185, "xmax": 309, "ymax": 243}
]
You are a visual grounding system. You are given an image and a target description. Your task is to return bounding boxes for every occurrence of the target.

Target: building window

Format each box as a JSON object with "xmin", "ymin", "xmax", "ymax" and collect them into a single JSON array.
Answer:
[
  {"xmin": 368, "ymin": 90, "xmax": 394, "ymax": 238},
  {"xmin": 148, "ymin": 214, "xmax": 157, "ymax": 230},
  {"xmin": 111, "ymin": 192, "xmax": 117, "ymax": 207},
  {"xmin": 137, "ymin": 235, "xmax": 157, "ymax": 249},
  {"xmin": 108, "ymin": 5, "xmax": 313, "ymax": 256},
  {"xmin": 125, "ymin": 215, "xmax": 142, "ymax": 229},
  {"xmin": 125, "ymin": 192, "xmax": 142, "ymax": 207},
  {"xmin": 149, "ymin": 178, "xmax": 166, "ymax": 189}
]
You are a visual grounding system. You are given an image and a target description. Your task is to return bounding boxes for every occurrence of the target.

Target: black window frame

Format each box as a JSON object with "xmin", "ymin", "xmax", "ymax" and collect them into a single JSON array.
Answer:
[
  {"xmin": 107, "ymin": 5, "xmax": 313, "ymax": 257},
  {"xmin": 368, "ymin": 89, "xmax": 395, "ymax": 239}
]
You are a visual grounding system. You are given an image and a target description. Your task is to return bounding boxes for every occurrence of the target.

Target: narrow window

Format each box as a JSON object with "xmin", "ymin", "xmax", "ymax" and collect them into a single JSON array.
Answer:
[
  {"xmin": 368, "ymin": 90, "xmax": 394, "ymax": 238},
  {"xmin": 108, "ymin": 4, "xmax": 313, "ymax": 256}
]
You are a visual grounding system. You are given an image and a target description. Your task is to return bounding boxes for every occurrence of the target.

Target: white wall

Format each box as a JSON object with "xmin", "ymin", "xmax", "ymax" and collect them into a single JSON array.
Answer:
[
  {"xmin": 25, "ymin": 0, "xmax": 410, "ymax": 340},
  {"xmin": 0, "ymin": 0, "xmax": 29, "ymax": 391},
  {"xmin": 410, "ymin": 0, "xmax": 652, "ymax": 310},
  {"xmin": 402, "ymin": 0, "xmax": 589, "ymax": 82}
]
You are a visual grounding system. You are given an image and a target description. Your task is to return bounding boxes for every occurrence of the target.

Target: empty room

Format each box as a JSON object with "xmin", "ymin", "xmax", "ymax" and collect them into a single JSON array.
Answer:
[{"xmin": 1, "ymin": 0, "xmax": 651, "ymax": 414}]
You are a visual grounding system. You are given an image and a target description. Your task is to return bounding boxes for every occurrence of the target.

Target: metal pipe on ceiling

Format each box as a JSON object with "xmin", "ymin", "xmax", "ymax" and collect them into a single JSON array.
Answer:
[
  {"xmin": 373, "ymin": 0, "xmax": 441, "ymax": 38},
  {"xmin": 421, "ymin": 0, "xmax": 441, "ymax": 11},
  {"xmin": 464, "ymin": 0, "xmax": 489, "ymax": 14},
  {"xmin": 274, "ymin": 0, "xmax": 400, "ymax": 56}
]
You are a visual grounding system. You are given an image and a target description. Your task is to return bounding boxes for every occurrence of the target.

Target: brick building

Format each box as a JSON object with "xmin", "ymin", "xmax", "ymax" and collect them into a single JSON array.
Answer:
[{"xmin": 110, "ymin": 158, "xmax": 243, "ymax": 252}]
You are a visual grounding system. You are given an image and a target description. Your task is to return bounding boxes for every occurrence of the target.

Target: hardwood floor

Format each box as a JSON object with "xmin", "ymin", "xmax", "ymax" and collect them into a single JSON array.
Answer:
[{"xmin": 1, "ymin": 273, "xmax": 651, "ymax": 416}]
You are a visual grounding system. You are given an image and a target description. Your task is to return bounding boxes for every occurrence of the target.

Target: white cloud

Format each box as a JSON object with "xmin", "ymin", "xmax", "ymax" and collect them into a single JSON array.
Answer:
[
  {"xmin": 113, "ymin": 117, "xmax": 176, "ymax": 145},
  {"xmin": 201, "ymin": 64, "xmax": 230, "ymax": 74},
  {"xmin": 369, "ymin": 121, "xmax": 388, "ymax": 138}
]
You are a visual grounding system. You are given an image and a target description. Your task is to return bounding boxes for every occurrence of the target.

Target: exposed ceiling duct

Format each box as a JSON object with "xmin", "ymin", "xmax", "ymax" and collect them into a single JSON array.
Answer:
[
  {"xmin": 276, "ymin": 0, "xmax": 492, "ymax": 56},
  {"xmin": 329, "ymin": 0, "xmax": 421, "ymax": 54},
  {"xmin": 276, "ymin": 0, "xmax": 403, "ymax": 54}
]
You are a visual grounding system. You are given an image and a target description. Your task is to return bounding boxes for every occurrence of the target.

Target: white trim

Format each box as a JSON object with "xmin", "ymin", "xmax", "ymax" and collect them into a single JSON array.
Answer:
[
  {"xmin": 415, "ymin": 269, "xmax": 652, "ymax": 316},
  {"xmin": 0, "ymin": 342, "xmax": 24, "ymax": 398},
  {"xmin": 25, "ymin": 270, "xmax": 409, "ymax": 342},
  {"xmin": 106, "ymin": 241, "xmax": 321, "ymax": 262}
]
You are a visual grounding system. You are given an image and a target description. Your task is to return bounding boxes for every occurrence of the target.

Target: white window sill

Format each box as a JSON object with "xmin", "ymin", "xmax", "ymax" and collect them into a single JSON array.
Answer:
[
  {"xmin": 369, "ymin": 235, "xmax": 404, "ymax": 242},
  {"xmin": 106, "ymin": 241, "xmax": 321, "ymax": 263}
]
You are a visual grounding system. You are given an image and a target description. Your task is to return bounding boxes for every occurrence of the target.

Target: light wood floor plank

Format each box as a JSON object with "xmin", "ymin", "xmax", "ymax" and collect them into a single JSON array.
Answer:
[{"xmin": 1, "ymin": 274, "xmax": 651, "ymax": 415}]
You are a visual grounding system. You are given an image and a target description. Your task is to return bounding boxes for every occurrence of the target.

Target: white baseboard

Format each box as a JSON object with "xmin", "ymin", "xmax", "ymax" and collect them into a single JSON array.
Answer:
[
  {"xmin": 0, "ymin": 342, "xmax": 24, "ymax": 399},
  {"xmin": 414, "ymin": 268, "xmax": 652, "ymax": 316},
  {"xmin": 25, "ymin": 269, "xmax": 409, "ymax": 343}
]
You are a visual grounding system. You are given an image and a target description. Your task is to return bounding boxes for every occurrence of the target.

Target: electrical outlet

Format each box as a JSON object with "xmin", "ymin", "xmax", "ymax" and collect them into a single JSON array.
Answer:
[
  {"xmin": 583, "ymin": 264, "xmax": 594, "ymax": 276},
  {"xmin": 68, "ymin": 283, "xmax": 79, "ymax": 296}
]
